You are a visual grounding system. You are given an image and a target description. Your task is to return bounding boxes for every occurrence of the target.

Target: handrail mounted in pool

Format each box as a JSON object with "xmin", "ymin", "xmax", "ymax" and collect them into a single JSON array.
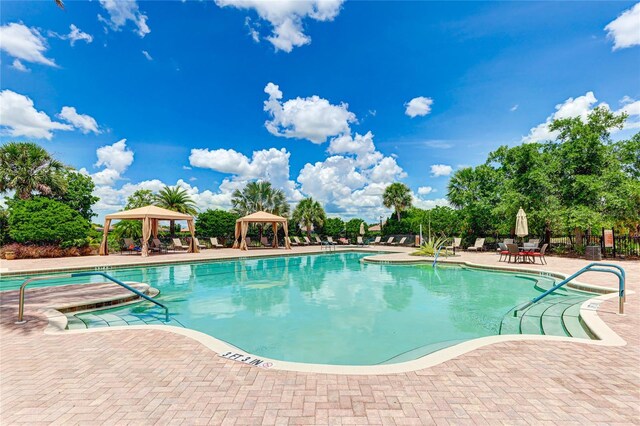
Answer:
[
  {"xmin": 515, "ymin": 263, "xmax": 625, "ymax": 315},
  {"xmin": 15, "ymin": 271, "xmax": 169, "ymax": 324},
  {"xmin": 432, "ymin": 243, "xmax": 446, "ymax": 267}
]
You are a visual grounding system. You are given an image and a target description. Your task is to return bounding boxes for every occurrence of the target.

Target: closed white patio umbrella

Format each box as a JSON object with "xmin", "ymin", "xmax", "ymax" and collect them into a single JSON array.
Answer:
[
  {"xmin": 515, "ymin": 207, "xmax": 528, "ymax": 239},
  {"xmin": 359, "ymin": 222, "xmax": 365, "ymax": 235}
]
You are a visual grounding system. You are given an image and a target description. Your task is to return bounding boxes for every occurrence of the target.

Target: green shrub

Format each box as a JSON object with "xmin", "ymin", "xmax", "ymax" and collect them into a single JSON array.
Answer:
[
  {"xmin": 7, "ymin": 197, "xmax": 90, "ymax": 245},
  {"xmin": 196, "ymin": 209, "xmax": 238, "ymax": 240}
]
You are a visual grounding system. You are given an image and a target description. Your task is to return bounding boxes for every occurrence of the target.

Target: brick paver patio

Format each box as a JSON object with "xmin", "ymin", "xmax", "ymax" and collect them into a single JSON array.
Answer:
[{"xmin": 1, "ymin": 250, "xmax": 638, "ymax": 425}]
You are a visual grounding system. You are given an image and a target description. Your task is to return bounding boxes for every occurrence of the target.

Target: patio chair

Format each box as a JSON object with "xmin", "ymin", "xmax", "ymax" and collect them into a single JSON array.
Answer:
[
  {"xmin": 445, "ymin": 237, "xmax": 462, "ymax": 254},
  {"xmin": 466, "ymin": 238, "xmax": 485, "ymax": 251},
  {"xmin": 245, "ymin": 237, "xmax": 251, "ymax": 248},
  {"xmin": 172, "ymin": 238, "xmax": 188, "ymax": 251},
  {"xmin": 304, "ymin": 236, "xmax": 314, "ymax": 245},
  {"xmin": 122, "ymin": 238, "xmax": 138, "ymax": 254},
  {"xmin": 357, "ymin": 236, "xmax": 365, "ymax": 246},
  {"xmin": 391, "ymin": 237, "xmax": 407, "ymax": 246},
  {"xmin": 506, "ymin": 243, "xmax": 523, "ymax": 263},
  {"xmin": 371, "ymin": 236, "xmax": 382, "ymax": 245},
  {"xmin": 286, "ymin": 236, "xmax": 298, "ymax": 246},
  {"xmin": 326, "ymin": 237, "xmax": 337, "ymax": 245},
  {"xmin": 338, "ymin": 237, "xmax": 349, "ymax": 245},
  {"xmin": 293, "ymin": 236, "xmax": 307, "ymax": 246},
  {"xmin": 314, "ymin": 236, "xmax": 322, "ymax": 245},
  {"xmin": 261, "ymin": 236, "xmax": 269, "ymax": 247},
  {"xmin": 380, "ymin": 237, "xmax": 395, "ymax": 245},
  {"xmin": 193, "ymin": 238, "xmax": 206, "ymax": 250},
  {"xmin": 523, "ymin": 239, "xmax": 540, "ymax": 250},
  {"xmin": 209, "ymin": 237, "xmax": 223, "ymax": 248},
  {"xmin": 503, "ymin": 238, "xmax": 514, "ymax": 245},
  {"xmin": 498, "ymin": 242, "xmax": 509, "ymax": 262},
  {"xmin": 526, "ymin": 243, "xmax": 548, "ymax": 264},
  {"xmin": 150, "ymin": 238, "xmax": 166, "ymax": 254}
]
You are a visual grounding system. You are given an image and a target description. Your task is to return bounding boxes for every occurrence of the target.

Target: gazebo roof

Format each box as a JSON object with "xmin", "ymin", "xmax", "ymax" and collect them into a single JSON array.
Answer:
[
  {"xmin": 105, "ymin": 205, "xmax": 194, "ymax": 221},
  {"xmin": 236, "ymin": 211, "xmax": 288, "ymax": 223}
]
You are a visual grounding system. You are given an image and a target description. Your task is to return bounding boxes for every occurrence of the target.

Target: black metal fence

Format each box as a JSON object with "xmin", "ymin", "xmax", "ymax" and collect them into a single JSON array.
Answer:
[{"xmin": 484, "ymin": 232, "xmax": 639, "ymax": 259}]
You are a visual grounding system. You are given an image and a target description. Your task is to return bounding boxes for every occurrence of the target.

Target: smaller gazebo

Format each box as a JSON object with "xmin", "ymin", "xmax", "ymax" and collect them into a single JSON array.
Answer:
[
  {"xmin": 99, "ymin": 205, "xmax": 199, "ymax": 257},
  {"xmin": 233, "ymin": 211, "xmax": 291, "ymax": 250}
]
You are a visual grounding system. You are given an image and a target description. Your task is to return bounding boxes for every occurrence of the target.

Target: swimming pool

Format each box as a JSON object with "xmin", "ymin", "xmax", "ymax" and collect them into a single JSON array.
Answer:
[{"xmin": 1, "ymin": 252, "xmax": 591, "ymax": 365}]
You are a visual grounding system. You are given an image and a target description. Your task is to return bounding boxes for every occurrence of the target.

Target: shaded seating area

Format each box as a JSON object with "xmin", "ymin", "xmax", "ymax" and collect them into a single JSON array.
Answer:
[
  {"xmin": 233, "ymin": 211, "xmax": 291, "ymax": 251},
  {"xmin": 99, "ymin": 205, "xmax": 199, "ymax": 257}
]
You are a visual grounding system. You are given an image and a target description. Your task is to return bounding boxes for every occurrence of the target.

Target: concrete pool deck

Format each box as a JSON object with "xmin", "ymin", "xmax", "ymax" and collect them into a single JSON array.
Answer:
[{"xmin": 0, "ymin": 249, "xmax": 638, "ymax": 424}]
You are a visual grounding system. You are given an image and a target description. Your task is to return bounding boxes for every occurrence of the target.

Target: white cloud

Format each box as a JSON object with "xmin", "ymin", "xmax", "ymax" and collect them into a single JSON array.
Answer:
[
  {"xmin": 50, "ymin": 24, "xmax": 93, "ymax": 46},
  {"xmin": 0, "ymin": 22, "xmax": 56, "ymax": 66},
  {"xmin": 11, "ymin": 59, "xmax": 29, "ymax": 72},
  {"xmin": 522, "ymin": 91, "xmax": 640, "ymax": 142},
  {"xmin": 215, "ymin": 0, "xmax": 344, "ymax": 52},
  {"xmin": 510, "ymin": 104, "xmax": 519, "ymax": 112},
  {"xmin": 328, "ymin": 132, "xmax": 383, "ymax": 168},
  {"xmin": 0, "ymin": 90, "xmax": 72, "ymax": 139},
  {"xmin": 142, "ymin": 50, "xmax": 153, "ymax": 61},
  {"xmin": 430, "ymin": 164, "xmax": 453, "ymax": 177},
  {"xmin": 245, "ymin": 17, "xmax": 261, "ymax": 43},
  {"xmin": 417, "ymin": 186, "xmax": 433, "ymax": 195},
  {"xmin": 405, "ymin": 96, "xmax": 434, "ymax": 118},
  {"xmin": 98, "ymin": 0, "xmax": 150, "ymax": 37},
  {"xmin": 189, "ymin": 146, "xmax": 303, "ymax": 202},
  {"xmin": 411, "ymin": 196, "xmax": 450, "ymax": 210},
  {"xmin": 605, "ymin": 3, "xmax": 640, "ymax": 50},
  {"xmin": 264, "ymin": 82, "xmax": 356, "ymax": 143},
  {"xmin": 58, "ymin": 106, "xmax": 100, "ymax": 134},
  {"xmin": 95, "ymin": 139, "xmax": 134, "ymax": 175}
]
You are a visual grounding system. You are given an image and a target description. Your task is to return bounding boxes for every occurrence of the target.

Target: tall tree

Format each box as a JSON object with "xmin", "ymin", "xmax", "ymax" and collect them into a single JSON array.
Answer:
[
  {"xmin": 231, "ymin": 181, "xmax": 290, "ymax": 241},
  {"xmin": 292, "ymin": 198, "xmax": 326, "ymax": 238},
  {"xmin": 154, "ymin": 186, "xmax": 197, "ymax": 236},
  {"xmin": 125, "ymin": 189, "xmax": 155, "ymax": 210},
  {"xmin": 231, "ymin": 181, "xmax": 290, "ymax": 217},
  {"xmin": 56, "ymin": 171, "xmax": 99, "ymax": 222},
  {"xmin": 382, "ymin": 182, "xmax": 412, "ymax": 221},
  {"xmin": 0, "ymin": 142, "xmax": 66, "ymax": 199}
]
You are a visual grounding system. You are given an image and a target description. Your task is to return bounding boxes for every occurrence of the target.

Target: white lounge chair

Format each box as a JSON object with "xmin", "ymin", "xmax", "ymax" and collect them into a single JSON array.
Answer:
[
  {"xmin": 371, "ymin": 236, "xmax": 382, "ymax": 245},
  {"xmin": 326, "ymin": 237, "xmax": 337, "ymax": 245},
  {"xmin": 193, "ymin": 238, "xmax": 206, "ymax": 250},
  {"xmin": 293, "ymin": 236, "xmax": 307, "ymax": 245},
  {"xmin": 172, "ymin": 238, "xmax": 188, "ymax": 251},
  {"xmin": 380, "ymin": 237, "xmax": 395, "ymax": 245},
  {"xmin": 286, "ymin": 236, "xmax": 298, "ymax": 246},
  {"xmin": 391, "ymin": 237, "xmax": 407, "ymax": 246},
  {"xmin": 445, "ymin": 237, "xmax": 462, "ymax": 254},
  {"xmin": 314, "ymin": 236, "xmax": 322, "ymax": 245},
  {"xmin": 357, "ymin": 236, "xmax": 365, "ymax": 246},
  {"xmin": 209, "ymin": 237, "xmax": 223, "ymax": 248},
  {"xmin": 466, "ymin": 238, "xmax": 485, "ymax": 251},
  {"xmin": 304, "ymin": 236, "xmax": 314, "ymax": 245}
]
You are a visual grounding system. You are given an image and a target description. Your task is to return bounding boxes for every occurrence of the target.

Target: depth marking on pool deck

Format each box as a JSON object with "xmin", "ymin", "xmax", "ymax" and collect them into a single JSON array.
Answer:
[{"xmin": 219, "ymin": 351, "xmax": 274, "ymax": 369}]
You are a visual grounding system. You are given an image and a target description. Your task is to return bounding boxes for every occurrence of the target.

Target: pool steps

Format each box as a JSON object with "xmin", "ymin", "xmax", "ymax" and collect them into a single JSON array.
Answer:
[{"xmin": 499, "ymin": 278, "xmax": 594, "ymax": 339}]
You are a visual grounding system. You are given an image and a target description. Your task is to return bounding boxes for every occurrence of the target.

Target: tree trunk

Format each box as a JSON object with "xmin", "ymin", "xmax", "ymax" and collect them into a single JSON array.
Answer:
[
  {"xmin": 170, "ymin": 220, "xmax": 175, "ymax": 237},
  {"xmin": 396, "ymin": 209, "xmax": 401, "ymax": 221}
]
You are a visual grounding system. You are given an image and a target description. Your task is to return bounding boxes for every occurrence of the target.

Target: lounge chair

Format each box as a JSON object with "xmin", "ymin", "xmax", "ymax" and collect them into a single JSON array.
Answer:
[
  {"xmin": 304, "ymin": 236, "xmax": 314, "ymax": 245},
  {"xmin": 122, "ymin": 238, "xmax": 139, "ymax": 254},
  {"xmin": 391, "ymin": 237, "xmax": 407, "ymax": 246},
  {"xmin": 523, "ymin": 239, "xmax": 540, "ymax": 250},
  {"xmin": 356, "ymin": 236, "xmax": 365, "ymax": 246},
  {"xmin": 193, "ymin": 238, "xmax": 206, "ymax": 250},
  {"xmin": 293, "ymin": 236, "xmax": 307, "ymax": 246},
  {"xmin": 526, "ymin": 243, "xmax": 548, "ymax": 264},
  {"xmin": 314, "ymin": 236, "xmax": 322, "ymax": 245},
  {"xmin": 445, "ymin": 237, "xmax": 462, "ymax": 254},
  {"xmin": 338, "ymin": 237, "xmax": 349, "ymax": 245},
  {"xmin": 245, "ymin": 237, "xmax": 251, "ymax": 248},
  {"xmin": 380, "ymin": 237, "xmax": 395, "ymax": 245},
  {"xmin": 466, "ymin": 238, "xmax": 485, "ymax": 251},
  {"xmin": 371, "ymin": 236, "xmax": 382, "ymax": 245},
  {"xmin": 150, "ymin": 238, "xmax": 166, "ymax": 254},
  {"xmin": 261, "ymin": 236, "xmax": 269, "ymax": 247},
  {"xmin": 209, "ymin": 237, "xmax": 223, "ymax": 248},
  {"xmin": 286, "ymin": 236, "xmax": 298, "ymax": 246},
  {"xmin": 503, "ymin": 238, "xmax": 514, "ymax": 245},
  {"xmin": 172, "ymin": 238, "xmax": 188, "ymax": 251},
  {"xmin": 326, "ymin": 237, "xmax": 337, "ymax": 245}
]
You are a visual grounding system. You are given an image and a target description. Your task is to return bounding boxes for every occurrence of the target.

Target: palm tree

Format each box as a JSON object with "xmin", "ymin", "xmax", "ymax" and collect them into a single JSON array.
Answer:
[
  {"xmin": 231, "ymin": 181, "xmax": 290, "ymax": 241},
  {"xmin": 446, "ymin": 167, "xmax": 476, "ymax": 209},
  {"xmin": 231, "ymin": 181, "xmax": 290, "ymax": 217},
  {"xmin": 154, "ymin": 186, "xmax": 198, "ymax": 236},
  {"xmin": 292, "ymin": 198, "xmax": 326, "ymax": 238},
  {"xmin": 0, "ymin": 142, "xmax": 67, "ymax": 199},
  {"xmin": 382, "ymin": 182, "xmax": 412, "ymax": 221}
]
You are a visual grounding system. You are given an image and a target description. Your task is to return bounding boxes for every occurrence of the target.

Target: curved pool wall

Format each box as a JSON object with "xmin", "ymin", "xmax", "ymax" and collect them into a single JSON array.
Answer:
[{"xmin": 2, "ymin": 252, "xmax": 599, "ymax": 366}]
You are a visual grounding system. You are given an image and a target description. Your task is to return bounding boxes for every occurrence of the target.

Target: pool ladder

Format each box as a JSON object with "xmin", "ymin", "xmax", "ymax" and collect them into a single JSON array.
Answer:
[
  {"xmin": 15, "ymin": 271, "xmax": 169, "ymax": 324},
  {"xmin": 515, "ymin": 263, "xmax": 626, "ymax": 315}
]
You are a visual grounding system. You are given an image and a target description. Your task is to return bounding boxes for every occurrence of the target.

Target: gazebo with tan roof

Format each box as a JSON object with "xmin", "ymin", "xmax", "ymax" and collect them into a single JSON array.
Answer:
[
  {"xmin": 99, "ymin": 205, "xmax": 199, "ymax": 257},
  {"xmin": 233, "ymin": 211, "xmax": 291, "ymax": 250}
]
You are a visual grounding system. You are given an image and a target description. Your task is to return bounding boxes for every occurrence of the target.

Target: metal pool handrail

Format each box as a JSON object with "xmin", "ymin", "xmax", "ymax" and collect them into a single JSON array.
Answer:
[
  {"xmin": 432, "ymin": 243, "xmax": 446, "ymax": 267},
  {"xmin": 16, "ymin": 271, "xmax": 169, "ymax": 324},
  {"xmin": 517, "ymin": 263, "xmax": 625, "ymax": 315}
]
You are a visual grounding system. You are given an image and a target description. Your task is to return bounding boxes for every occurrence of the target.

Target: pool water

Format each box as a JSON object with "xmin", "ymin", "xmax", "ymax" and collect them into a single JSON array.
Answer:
[{"xmin": 1, "ymin": 252, "xmax": 581, "ymax": 365}]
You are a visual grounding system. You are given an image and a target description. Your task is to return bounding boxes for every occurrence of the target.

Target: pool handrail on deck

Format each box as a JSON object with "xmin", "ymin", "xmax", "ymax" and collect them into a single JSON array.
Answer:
[
  {"xmin": 16, "ymin": 271, "xmax": 169, "ymax": 324},
  {"xmin": 517, "ymin": 263, "xmax": 626, "ymax": 315}
]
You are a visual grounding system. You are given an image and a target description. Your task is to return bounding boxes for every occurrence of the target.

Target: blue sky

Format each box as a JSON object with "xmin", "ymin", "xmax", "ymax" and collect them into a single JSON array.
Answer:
[{"xmin": 1, "ymin": 1, "xmax": 639, "ymax": 222}]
